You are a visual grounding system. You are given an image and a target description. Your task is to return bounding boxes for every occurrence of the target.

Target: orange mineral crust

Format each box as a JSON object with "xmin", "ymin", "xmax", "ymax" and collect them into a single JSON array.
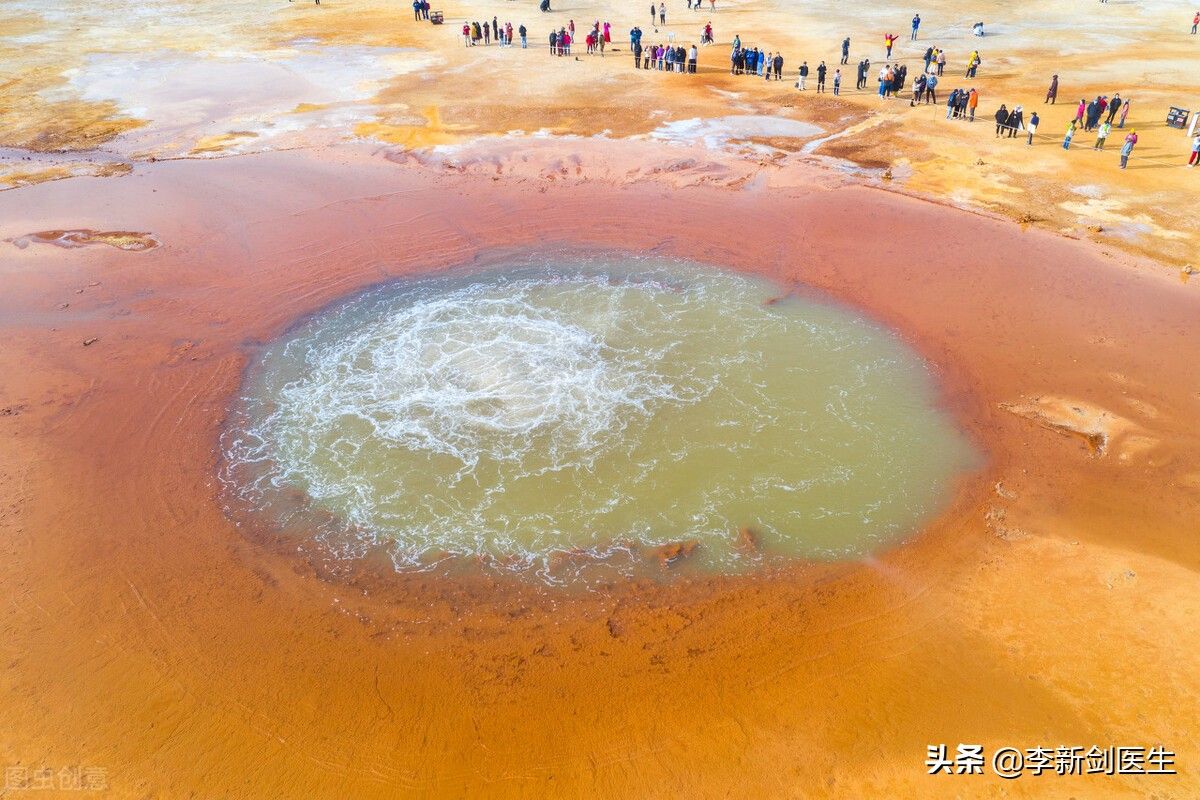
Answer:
[{"xmin": 1, "ymin": 143, "xmax": 1197, "ymax": 798}]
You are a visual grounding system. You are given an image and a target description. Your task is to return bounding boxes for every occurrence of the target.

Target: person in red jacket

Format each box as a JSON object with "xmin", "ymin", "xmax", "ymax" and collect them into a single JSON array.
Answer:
[{"xmin": 884, "ymin": 33, "xmax": 898, "ymax": 57}]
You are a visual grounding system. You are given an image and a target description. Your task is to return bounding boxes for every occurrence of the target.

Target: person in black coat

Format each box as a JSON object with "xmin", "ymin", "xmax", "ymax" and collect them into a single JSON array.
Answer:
[
  {"xmin": 994, "ymin": 104, "xmax": 1009, "ymax": 136},
  {"xmin": 816, "ymin": 61, "xmax": 827, "ymax": 92},
  {"xmin": 1105, "ymin": 94, "xmax": 1122, "ymax": 124},
  {"xmin": 1007, "ymin": 106, "xmax": 1024, "ymax": 137}
]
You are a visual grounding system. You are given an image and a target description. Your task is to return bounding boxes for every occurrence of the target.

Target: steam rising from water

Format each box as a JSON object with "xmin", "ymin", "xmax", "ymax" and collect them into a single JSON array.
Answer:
[{"xmin": 222, "ymin": 258, "xmax": 974, "ymax": 581}]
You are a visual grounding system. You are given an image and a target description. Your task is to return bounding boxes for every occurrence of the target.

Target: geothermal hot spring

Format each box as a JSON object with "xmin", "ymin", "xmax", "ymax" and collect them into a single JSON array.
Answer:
[{"xmin": 222, "ymin": 257, "xmax": 975, "ymax": 582}]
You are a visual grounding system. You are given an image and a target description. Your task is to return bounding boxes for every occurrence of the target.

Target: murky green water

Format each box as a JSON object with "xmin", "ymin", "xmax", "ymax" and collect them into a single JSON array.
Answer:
[{"xmin": 222, "ymin": 257, "xmax": 976, "ymax": 581}]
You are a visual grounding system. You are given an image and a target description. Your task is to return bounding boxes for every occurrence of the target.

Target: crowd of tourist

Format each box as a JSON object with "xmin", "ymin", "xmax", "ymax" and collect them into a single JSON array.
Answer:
[
  {"xmin": 631, "ymin": 32, "xmax": 698, "ymax": 71},
  {"xmin": 729, "ymin": 39, "xmax": 784, "ymax": 80},
  {"xmin": 462, "ymin": 17, "xmax": 523, "ymax": 47},
  {"xmin": 405, "ymin": 3, "xmax": 1200, "ymax": 169}
]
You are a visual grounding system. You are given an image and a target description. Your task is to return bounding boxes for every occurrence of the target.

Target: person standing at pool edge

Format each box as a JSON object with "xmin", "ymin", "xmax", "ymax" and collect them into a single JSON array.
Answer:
[
  {"xmin": 1118, "ymin": 98, "xmax": 1131, "ymax": 127},
  {"xmin": 924, "ymin": 71, "xmax": 937, "ymax": 103},
  {"xmin": 965, "ymin": 49, "xmax": 980, "ymax": 78},
  {"xmin": 1119, "ymin": 130, "xmax": 1137, "ymax": 168},
  {"xmin": 1106, "ymin": 94, "xmax": 1122, "ymax": 125}
]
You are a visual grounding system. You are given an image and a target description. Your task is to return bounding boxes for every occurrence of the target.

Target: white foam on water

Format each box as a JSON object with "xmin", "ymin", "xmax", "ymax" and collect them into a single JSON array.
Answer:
[{"xmin": 277, "ymin": 280, "xmax": 690, "ymax": 478}]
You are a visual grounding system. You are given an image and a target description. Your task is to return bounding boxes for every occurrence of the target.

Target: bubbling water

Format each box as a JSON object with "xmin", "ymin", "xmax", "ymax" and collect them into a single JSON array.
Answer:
[{"xmin": 221, "ymin": 257, "xmax": 975, "ymax": 581}]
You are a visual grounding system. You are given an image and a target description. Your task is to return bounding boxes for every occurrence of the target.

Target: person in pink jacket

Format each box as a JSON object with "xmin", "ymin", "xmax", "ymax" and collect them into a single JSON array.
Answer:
[{"xmin": 1119, "ymin": 130, "xmax": 1137, "ymax": 168}]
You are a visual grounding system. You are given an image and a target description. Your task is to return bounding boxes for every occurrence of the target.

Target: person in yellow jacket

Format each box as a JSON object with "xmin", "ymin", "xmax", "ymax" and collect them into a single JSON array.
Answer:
[{"xmin": 965, "ymin": 49, "xmax": 981, "ymax": 78}]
